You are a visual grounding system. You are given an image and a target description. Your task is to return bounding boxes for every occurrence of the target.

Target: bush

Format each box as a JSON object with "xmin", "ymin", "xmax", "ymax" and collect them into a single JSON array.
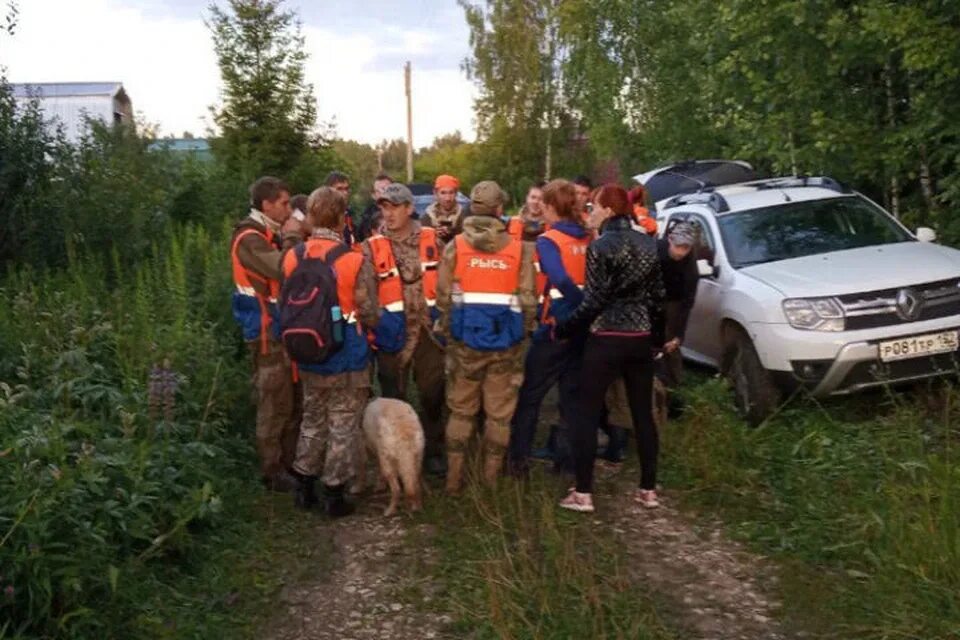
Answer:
[{"xmin": 0, "ymin": 221, "xmax": 257, "ymax": 638}]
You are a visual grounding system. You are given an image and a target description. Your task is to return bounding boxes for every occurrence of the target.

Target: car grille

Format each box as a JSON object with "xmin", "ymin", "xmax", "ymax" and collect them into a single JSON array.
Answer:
[
  {"xmin": 838, "ymin": 352, "xmax": 960, "ymax": 390},
  {"xmin": 837, "ymin": 278, "xmax": 960, "ymax": 330}
]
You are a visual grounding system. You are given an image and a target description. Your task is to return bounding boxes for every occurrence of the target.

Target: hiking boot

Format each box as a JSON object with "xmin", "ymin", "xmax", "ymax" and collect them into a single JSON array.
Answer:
[
  {"xmin": 264, "ymin": 469, "xmax": 299, "ymax": 493},
  {"xmin": 531, "ymin": 424, "xmax": 560, "ymax": 461},
  {"xmin": 293, "ymin": 474, "xmax": 319, "ymax": 510},
  {"xmin": 323, "ymin": 483, "xmax": 355, "ymax": 518},
  {"xmin": 424, "ymin": 454, "xmax": 448, "ymax": 478},
  {"xmin": 445, "ymin": 452, "xmax": 465, "ymax": 495},
  {"xmin": 558, "ymin": 489, "xmax": 594, "ymax": 513},
  {"xmin": 634, "ymin": 489, "xmax": 660, "ymax": 509}
]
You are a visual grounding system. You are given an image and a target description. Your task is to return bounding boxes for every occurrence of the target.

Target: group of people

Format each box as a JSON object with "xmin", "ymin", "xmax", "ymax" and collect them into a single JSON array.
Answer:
[{"xmin": 230, "ymin": 170, "xmax": 700, "ymax": 516}]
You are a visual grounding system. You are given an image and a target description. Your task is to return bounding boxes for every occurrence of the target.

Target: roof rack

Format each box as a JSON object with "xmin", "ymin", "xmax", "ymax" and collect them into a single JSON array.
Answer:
[
  {"xmin": 661, "ymin": 191, "xmax": 730, "ymax": 213},
  {"xmin": 752, "ymin": 176, "xmax": 851, "ymax": 194}
]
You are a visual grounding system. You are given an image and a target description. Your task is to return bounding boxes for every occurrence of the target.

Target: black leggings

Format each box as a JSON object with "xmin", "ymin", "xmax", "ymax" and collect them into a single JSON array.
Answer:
[{"xmin": 573, "ymin": 334, "xmax": 658, "ymax": 493}]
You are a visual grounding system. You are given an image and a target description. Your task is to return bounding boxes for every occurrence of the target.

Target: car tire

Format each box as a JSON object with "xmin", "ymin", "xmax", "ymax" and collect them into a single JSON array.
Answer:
[{"xmin": 723, "ymin": 330, "xmax": 782, "ymax": 427}]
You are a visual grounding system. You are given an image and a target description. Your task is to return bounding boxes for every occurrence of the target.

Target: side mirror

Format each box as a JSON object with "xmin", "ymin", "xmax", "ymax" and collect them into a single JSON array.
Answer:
[
  {"xmin": 916, "ymin": 227, "xmax": 937, "ymax": 243},
  {"xmin": 697, "ymin": 259, "xmax": 715, "ymax": 278}
]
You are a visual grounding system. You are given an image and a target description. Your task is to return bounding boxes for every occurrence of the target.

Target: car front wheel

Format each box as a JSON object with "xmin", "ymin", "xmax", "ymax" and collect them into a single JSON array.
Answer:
[{"xmin": 722, "ymin": 329, "xmax": 782, "ymax": 427}]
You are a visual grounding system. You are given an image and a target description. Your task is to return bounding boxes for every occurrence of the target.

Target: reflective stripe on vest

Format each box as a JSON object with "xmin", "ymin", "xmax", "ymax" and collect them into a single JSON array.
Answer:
[
  {"xmin": 451, "ymin": 235, "xmax": 524, "ymax": 350},
  {"xmin": 231, "ymin": 226, "xmax": 281, "ymax": 353},
  {"xmin": 539, "ymin": 229, "xmax": 590, "ymax": 324},
  {"xmin": 366, "ymin": 227, "xmax": 440, "ymax": 353}
]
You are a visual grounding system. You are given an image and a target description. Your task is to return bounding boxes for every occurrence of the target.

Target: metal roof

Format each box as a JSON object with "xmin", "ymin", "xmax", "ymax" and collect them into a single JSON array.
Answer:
[
  {"xmin": 11, "ymin": 82, "xmax": 126, "ymax": 99},
  {"xmin": 148, "ymin": 138, "xmax": 211, "ymax": 153}
]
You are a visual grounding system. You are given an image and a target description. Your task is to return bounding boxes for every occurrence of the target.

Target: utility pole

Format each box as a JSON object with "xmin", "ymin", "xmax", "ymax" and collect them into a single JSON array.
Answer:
[{"xmin": 405, "ymin": 61, "xmax": 414, "ymax": 183}]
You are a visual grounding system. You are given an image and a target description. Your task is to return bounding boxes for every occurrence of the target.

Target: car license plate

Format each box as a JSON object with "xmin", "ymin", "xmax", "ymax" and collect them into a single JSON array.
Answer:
[{"xmin": 879, "ymin": 331, "xmax": 959, "ymax": 362}]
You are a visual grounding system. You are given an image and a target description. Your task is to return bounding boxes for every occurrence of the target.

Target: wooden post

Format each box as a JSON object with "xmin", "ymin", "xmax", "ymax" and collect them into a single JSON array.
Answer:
[{"xmin": 405, "ymin": 61, "xmax": 414, "ymax": 183}]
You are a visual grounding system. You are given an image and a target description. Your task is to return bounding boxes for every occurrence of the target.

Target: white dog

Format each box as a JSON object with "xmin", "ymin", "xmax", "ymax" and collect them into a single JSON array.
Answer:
[{"xmin": 361, "ymin": 398, "xmax": 425, "ymax": 516}]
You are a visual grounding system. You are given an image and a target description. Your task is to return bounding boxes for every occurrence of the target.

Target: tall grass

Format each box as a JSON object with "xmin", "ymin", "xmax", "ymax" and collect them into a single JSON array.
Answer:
[
  {"xmin": 0, "ymin": 220, "xmax": 260, "ymax": 638},
  {"xmin": 415, "ymin": 462, "xmax": 676, "ymax": 640},
  {"xmin": 663, "ymin": 379, "xmax": 960, "ymax": 639}
]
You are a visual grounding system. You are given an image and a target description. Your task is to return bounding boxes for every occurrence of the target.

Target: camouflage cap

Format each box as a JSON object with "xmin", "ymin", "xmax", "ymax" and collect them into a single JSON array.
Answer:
[
  {"xmin": 376, "ymin": 183, "xmax": 414, "ymax": 205},
  {"xmin": 470, "ymin": 180, "xmax": 506, "ymax": 216}
]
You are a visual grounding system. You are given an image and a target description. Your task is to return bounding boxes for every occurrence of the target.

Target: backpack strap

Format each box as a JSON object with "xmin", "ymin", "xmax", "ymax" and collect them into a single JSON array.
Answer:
[{"xmin": 321, "ymin": 243, "xmax": 351, "ymax": 267}]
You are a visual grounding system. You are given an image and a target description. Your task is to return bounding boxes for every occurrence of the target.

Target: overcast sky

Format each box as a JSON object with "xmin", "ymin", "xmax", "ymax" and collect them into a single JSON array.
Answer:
[{"xmin": 2, "ymin": 0, "xmax": 478, "ymax": 146}]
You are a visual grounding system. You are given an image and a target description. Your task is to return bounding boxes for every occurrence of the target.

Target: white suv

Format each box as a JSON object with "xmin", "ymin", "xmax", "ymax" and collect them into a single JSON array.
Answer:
[{"xmin": 655, "ymin": 176, "xmax": 960, "ymax": 424}]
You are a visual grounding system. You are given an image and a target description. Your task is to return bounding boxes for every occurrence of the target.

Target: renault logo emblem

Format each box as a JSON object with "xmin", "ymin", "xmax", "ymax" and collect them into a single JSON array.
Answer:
[{"xmin": 895, "ymin": 288, "xmax": 923, "ymax": 321}]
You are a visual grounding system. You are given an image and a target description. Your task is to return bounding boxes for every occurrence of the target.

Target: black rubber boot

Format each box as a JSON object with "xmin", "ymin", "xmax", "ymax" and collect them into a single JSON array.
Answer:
[
  {"xmin": 600, "ymin": 426, "xmax": 628, "ymax": 463},
  {"xmin": 531, "ymin": 425, "xmax": 559, "ymax": 461},
  {"xmin": 294, "ymin": 473, "xmax": 319, "ymax": 510},
  {"xmin": 323, "ymin": 483, "xmax": 355, "ymax": 518}
]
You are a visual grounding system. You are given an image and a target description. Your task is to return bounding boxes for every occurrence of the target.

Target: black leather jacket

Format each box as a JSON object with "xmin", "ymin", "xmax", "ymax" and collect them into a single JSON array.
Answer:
[{"xmin": 556, "ymin": 216, "xmax": 665, "ymax": 339}]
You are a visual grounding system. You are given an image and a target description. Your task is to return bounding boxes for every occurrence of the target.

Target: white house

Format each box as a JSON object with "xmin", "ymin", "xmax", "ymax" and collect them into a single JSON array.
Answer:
[{"xmin": 11, "ymin": 82, "xmax": 133, "ymax": 143}]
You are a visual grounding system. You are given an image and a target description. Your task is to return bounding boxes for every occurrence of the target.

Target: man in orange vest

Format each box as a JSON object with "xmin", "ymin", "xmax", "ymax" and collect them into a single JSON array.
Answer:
[
  {"xmin": 362, "ymin": 183, "xmax": 447, "ymax": 475},
  {"xmin": 422, "ymin": 174, "xmax": 465, "ymax": 244},
  {"xmin": 436, "ymin": 181, "xmax": 538, "ymax": 492},
  {"xmin": 506, "ymin": 181, "xmax": 548, "ymax": 242},
  {"xmin": 230, "ymin": 176, "xmax": 304, "ymax": 492}
]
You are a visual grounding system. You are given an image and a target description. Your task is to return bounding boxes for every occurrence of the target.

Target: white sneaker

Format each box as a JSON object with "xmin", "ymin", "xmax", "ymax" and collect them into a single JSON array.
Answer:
[
  {"xmin": 559, "ymin": 490, "xmax": 595, "ymax": 513},
  {"xmin": 635, "ymin": 489, "xmax": 660, "ymax": 509}
]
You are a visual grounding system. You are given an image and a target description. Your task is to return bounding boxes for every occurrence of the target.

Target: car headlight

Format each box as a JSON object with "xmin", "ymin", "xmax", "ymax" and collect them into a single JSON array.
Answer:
[{"xmin": 782, "ymin": 298, "xmax": 845, "ymax": 331}]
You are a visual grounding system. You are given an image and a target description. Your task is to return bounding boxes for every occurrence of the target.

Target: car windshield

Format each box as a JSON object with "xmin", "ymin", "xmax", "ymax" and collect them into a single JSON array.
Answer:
[{"xmin": 718, "ymin": 196, "xmax": 913, "ymax": 268}]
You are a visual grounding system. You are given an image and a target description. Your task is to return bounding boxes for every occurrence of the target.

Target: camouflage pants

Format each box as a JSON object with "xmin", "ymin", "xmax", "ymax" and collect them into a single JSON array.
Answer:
[
  {"xmin": 250, "ymin": 341, "xmax": 299, "ymax": 479},
  {"xmin": 445, "ymin": 343, "xmax": 525, "ymax": 455},
  {"xmin": 293, "ymin": 371, "xmax": 369, "ymax": 486}
]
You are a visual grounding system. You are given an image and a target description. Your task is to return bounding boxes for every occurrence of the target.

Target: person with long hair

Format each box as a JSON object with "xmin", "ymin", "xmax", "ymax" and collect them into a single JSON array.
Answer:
[
  {"xmin": 507, "ymin": 179, "xmax": 591, "ymax": 476},
  {"xmin": 553, "ymin": 184, "xmax": 665, "ymax": 513}
]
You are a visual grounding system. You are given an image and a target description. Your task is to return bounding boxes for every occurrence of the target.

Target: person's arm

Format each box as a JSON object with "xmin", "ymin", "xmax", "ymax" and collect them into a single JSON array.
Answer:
[
  {"xmin": 536, "ymin": 235, "xmax": 583, "ymax": 307},
  {"xmin": 435, "ymin": 241, "xmax": 457, "ymax": 340},
  {"xmin": 237, "ymin": 234, "xmax": 285, "ymax": 281},
  {"xmin": 554, "ymin": 242, "xmax": 611, "ymax": 339},
  {"xmin": 675, "ymin": 257, "xmax": 699, "ymax": 340},
  {"xmin": 518, "ymin": 242, "xmax": 539, "ymax": 335},
  {"xmin": 354, "ymin": 256, "xmax": 381, "ymax": 329}
]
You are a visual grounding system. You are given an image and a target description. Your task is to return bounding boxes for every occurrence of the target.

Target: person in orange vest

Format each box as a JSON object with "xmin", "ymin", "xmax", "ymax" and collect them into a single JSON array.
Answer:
[
  {"xmin": 436, "ymin": 181, "xmax": 538, "ymax": 492},
  {"xmin": 628, "ymin": 185, "xmax": 659, "ymax": 235},
  {"xmin": 230, "ymin": 176, "xmax": 304, "ymax": 492},
  {"xmin": 362, "ymin": 183, "xmax": 448, "ymax": 476},
  {"xmin": 422, "ymin": 174, "xmax": 466, "ymax": 245},
  {"xmin": 281, "ymin": 186, "xmax": 380, "ymax": 516},
  {"xmin": 572, "ymin": 175, "xmax": 594, "ymax": 225},
  {"xmin": 325, "ymin": 171, "xmax": 360, "ymax": 246},
  {"xmin": 506, "ymin": 181, "xmax": 548, "ymax": 242},
  {"xmin": 505, "ymin": 179, "xmax": 591, "ymax": 477}
]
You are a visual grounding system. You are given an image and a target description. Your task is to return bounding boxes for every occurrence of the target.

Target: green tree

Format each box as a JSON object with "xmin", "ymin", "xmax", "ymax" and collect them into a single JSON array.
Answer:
[
  {"xmin": 207, "ymin": 0, "xmax": 336, "ymax": 188},
  {"xmin": 459, "ymin": 0, "xmax": 590, "ymax": 198}
]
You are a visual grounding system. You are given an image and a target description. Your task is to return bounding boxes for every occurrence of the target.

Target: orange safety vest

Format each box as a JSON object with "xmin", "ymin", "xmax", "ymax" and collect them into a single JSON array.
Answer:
[
  {"xmin": 231, "ymin": 226, "xmax": 282, "ymax": 354},
  {"xmin": 633, "ymin": 204, "xmax": 658, "ymax": 235},
  {"xmin": 507, "ymin": 216, "xmax": 550, "ymax": 241},
  {"xmin": 366, "ymin": 226, "xmax": 440, "ymax": 352},
  {"xmin": 450, "ymin": 235, "xmax": 525, "ymax": 351},
  {"xmin": 538, "ymin": 228, "xmax": 590, "ymax": 325},
  {"xmin": 281, "ymin": 237, "xmax": 370, "ymax": 374}
]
